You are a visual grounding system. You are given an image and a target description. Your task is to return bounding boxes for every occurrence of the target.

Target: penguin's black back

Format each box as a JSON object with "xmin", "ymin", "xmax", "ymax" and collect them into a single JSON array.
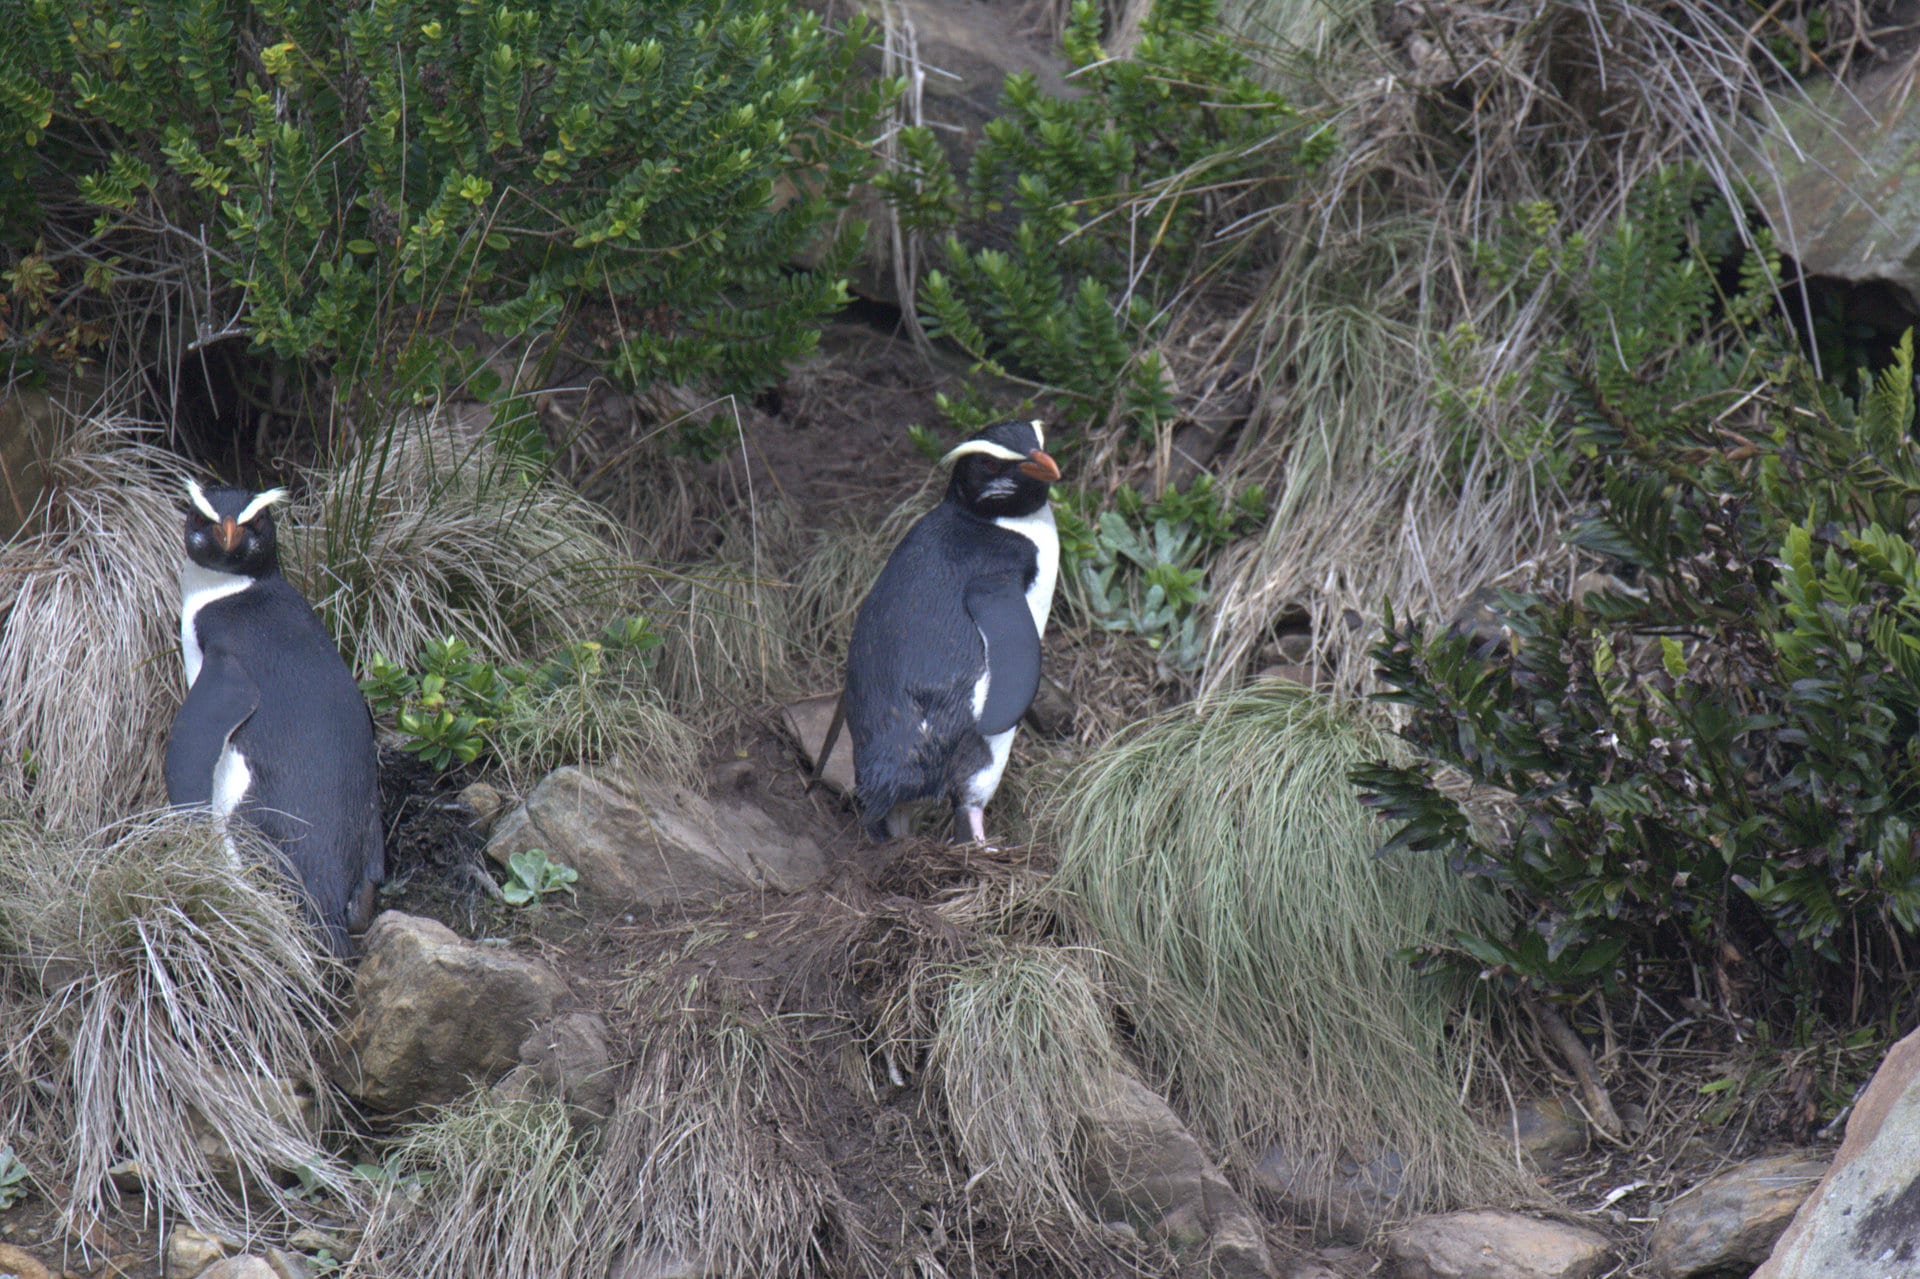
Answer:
[
  {"xmin": 178, "ymin": 574, "xmax": 382, "ymax": 955},
  {"xmin": 845, "ymin": 502, "xmax": 1037, "ymax": 833}
]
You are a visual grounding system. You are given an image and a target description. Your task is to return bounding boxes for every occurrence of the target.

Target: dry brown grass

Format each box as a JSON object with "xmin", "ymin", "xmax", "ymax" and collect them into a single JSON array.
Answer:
[{"xmin": 0, "ymin": 810, "xmax": 352, "ymax": 1242}]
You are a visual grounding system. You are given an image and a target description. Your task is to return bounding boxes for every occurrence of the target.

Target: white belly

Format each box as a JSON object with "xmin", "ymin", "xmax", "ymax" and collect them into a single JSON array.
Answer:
[
  {"xmin": 961, "ymin": 726, "xmax": 1018, "ymax": 807},
  {"xmin": 210, "ymin": 743, "xmax": 252, "ymax": 867},
  {"xmin": 179, "ymin": 562, "xmax": 253, "ymax": 687},
  {"xmin": 992, "ymin": 505, "xmax": 1059, "ymax": 637}
]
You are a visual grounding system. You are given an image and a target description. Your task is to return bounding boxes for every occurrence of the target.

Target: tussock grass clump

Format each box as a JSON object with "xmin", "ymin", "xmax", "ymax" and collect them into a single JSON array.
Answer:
[
  {"xmin": 1052, "ymin": 682, "xmax": 1525, "ymax": 1218},
  {"xmin": 293, "ymin": 409, "xmax": 632, "ymax": 674},
  {"xmin": 494, "ymin": 661, "xmax": 702, "ymax": 792},
  {"xmin": 581, "ymin": 1004, "xmax": 845, "ymax": 1279},
  {"xmin": 0, "ymin": 418, "xmax": 183, "ymax": 826},
  {"xmin": 925, "ymin": 943, "xmax": 1122, "ymax": 1237},
  {"xmin": 647, "ymin": 500, "xmax": 803, "ymax": 717},
  {"xmin": 0, "ymin": 811, "xmax": 352, "ymax": 1239},
  {"xmin": 349, "ymin": 1093, "xmax": 592, "ymax": 1279}
]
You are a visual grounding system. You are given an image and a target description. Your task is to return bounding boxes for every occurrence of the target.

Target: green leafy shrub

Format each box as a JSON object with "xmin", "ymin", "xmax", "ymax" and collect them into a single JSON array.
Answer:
[
  {"xmin": 879, "ymin": 0, "xmax": 1317, "ymax": 437},
  {"xmin": 363, "ymin": 616, "xmax": 695, "ymax": 786},
  {"xmin": 1356, "ymin": 168, "xmax": 1920, "ymax": 1011},
  {"xmin": 1055, "ymin": 475, "xmax": 1265, "ymax": 669},
  {"xmin": 1, "ymin": 0, "xmax": 894, "ymax": 394}
]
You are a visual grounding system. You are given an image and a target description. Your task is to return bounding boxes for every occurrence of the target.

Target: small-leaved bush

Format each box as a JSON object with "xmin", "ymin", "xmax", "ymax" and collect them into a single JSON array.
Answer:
[
  {"xmin": 1, "ymin": 0, "xmax": 894, "ymax": 395},
  {"xmin": 1055, "ymin": 475, "xmax": 1265, "ymax": 669},
  {"xmin": 1356, "ymin": 167, "xmax": 1920, "ymax": 1013},
  {"xmin": 879, "ymin": 0, "xmax": 1320, "ymax": 439},
  {"xmin": 362, "ymin": 616, "xmax": 691, "ymax": 785}
]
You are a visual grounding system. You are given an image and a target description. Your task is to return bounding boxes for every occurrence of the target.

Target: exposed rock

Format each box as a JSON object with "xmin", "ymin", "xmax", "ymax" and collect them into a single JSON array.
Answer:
[
  {"xmin": 0, "ymin": 1243, "xmax": 52, "ymax": 1279},
  {"xmin": 492, "ymin": 1011, "xmax": 620, "ymax": 1127},
  {"xmin": 1385, "ymin": 1210, "xmax": 1612, "ymax": 1279},
  {"xmin": 333, "ymin": 911, "xmax": 569, "ymax": 1112},
  {"xmin": 458, "ymin": 781, "xmax": 508, "ymax": 834},
  {"xmin": 263, "ymin": 1249, "xmax": 310, "ymax": 1279},
  {"xmin": 486, "ymin": 767, "xmax": 827, "ymax": 913},
  {"xmin": 1757, "ymin": 56, "xmax": 1920, "ymax": 313},
  {"xmin": 1753, "ymin": 1024, "xmax": 1920, "ymax": 1279},
  {"xmin": 781, "ymin": 695, "xmax": 856, "ymax": 797},
  {"xmin": 1507, "ymin": 1096, "xmax": 1590, "ymax": 1172},
  {"xmin": 1253, "ymin": 1143, "xmax": 1406, "ymax": 1240},
  {"xmin": 1079, "ymin": 1073, "xmax": 1276, "ymax": 1278},
  {"xmin": 1648, "ymin": 1152, "xmax": 1826, "ymax": 1277},
  {"xmin": 186, "ymin": 1068, "xmax": 317, "ymax": 1194},
  {"xmin": 196, "ymin": 1259, "xmax": 276, "ymax": 1279},
  {"xmin": 608, "ymin": 1248, "xmax": 710, "ymax": 1279},
  {"xmin": 1025, "ymin": 675, "xmax": 1075, "ymax": 738},
  {"xmin": 164, "ymin": 1228, "xmax": 230, "ymax": 1279}
]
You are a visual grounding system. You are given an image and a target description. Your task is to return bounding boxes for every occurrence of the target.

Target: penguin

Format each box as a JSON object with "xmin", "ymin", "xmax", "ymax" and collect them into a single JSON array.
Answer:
[
  {"xmin": 839, "ymin": 419, "xmax": 1061, "ymax": 843},
  {"xmin": 164, "ymin": 480, "xmax": 384, "ymax": 957}
]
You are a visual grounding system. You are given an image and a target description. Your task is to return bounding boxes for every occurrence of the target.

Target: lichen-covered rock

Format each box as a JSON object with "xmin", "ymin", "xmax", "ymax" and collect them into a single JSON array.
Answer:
[
  {"xmin": 1648, "ymin": 1152, "xmax": 1826, "ymax": 1277},
  {"xmin": 197, "ymin": 1257, "xmax": 278, "ymax": 1279},
  {"xmin": 1080, "ymin": 1073, "xmax": 1276, "ymax": 1279},
  {"xmin": 1385, "ymin": 1210, "xmax": 1612, "ymax": 1279},
  {"xmin": 486, "ymin": 767, "xmax": 827, "ymax": 912},
  {"xmin": 164, "ymin": 1227, "xmax": 232, "ymax": 1279},
  {"xmin": 333, "ymin": 911, "xmax": 568, "ymax": 1112},
  {"xmin": 1507, "ymin": 1096, "xmax": 1590, "ymax": 1172},
  {"xmin": 782, "ymin": 695, "xmax": 855, "ymax": 797},
  {"xmin": 1754, "ymin": 1025, "xmax": 1920, "ymax": 1279}
]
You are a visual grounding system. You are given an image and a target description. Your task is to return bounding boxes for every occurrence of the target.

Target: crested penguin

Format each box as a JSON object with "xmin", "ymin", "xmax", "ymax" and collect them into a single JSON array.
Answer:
[
  {"xmin": 842, "ymin": 419, "xmax": 1061, "ymax": 843},
  {"xmin": 164, "ymin": 480, "xmax": 384, "ymax": 957}
]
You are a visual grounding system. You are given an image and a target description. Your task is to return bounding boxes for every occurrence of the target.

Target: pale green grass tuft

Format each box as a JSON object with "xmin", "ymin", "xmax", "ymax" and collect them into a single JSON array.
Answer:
[
  {"xmin": 291, "ymin": 408, "xmax": 633, "ymax": 674},
  {"xmin": 0, "ymin": 418, "xmax": 183, "ymax": 826},
  {"xmin": 648, "ymin": 503, "xmax": 801, "ymax": 718},
  {"xmin": 348, "ymin": 1093, "xmax": 593, "ymax": 1279},
  {"xmin": 0, "ymin": 810, "xmax": 353, "ymax": 1241},
  {"xmin": 925, "ymin": 943, "xmax": 1123, "ymax": 1237},
  {"xmin": 580, "ymin": 1004, "xmax": 844, "ymax": 1279},
  {"xmin": 1051, "ymin": 682, "xmax": 1526, "ymax": 1219},
  {"xmin": 493, "ymin": 658, "xmax": 702, "ymax": 792}
]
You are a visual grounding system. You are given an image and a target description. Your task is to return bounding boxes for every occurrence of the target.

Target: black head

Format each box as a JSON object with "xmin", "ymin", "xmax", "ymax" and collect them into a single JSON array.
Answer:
[
  {"xmin": 942, "ymin": 419, "xmax": 1061, "ymax": 519},
  {"xmin": 184, "ymin": 480, "xmax": 287, "ymax": 577}
]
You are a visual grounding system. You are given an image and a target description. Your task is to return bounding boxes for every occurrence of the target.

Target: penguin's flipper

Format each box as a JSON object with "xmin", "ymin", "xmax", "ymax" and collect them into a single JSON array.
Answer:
[
  {"xmin": 164, "ymin": 649, "xmax": 260, "ymax": 805},
  {"xmin": 964, "ymin": 573, "xmax": 1041, "ymax": 736}
]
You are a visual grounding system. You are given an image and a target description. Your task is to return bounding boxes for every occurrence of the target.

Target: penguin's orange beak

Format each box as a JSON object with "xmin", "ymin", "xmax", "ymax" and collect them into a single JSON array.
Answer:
[
  {"xmin": 215, "ymin": 517, "xmax": 242, "ymax": 552},
  {"xmin": 1019, "ymin": 449, "xmax": 1061, "ymax": 482}
]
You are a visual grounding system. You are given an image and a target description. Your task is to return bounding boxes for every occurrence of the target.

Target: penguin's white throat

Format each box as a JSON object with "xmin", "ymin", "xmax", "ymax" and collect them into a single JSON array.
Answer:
[{"xmin": 180, "ymin": 561, "xmax": 254, "ymax": 687}]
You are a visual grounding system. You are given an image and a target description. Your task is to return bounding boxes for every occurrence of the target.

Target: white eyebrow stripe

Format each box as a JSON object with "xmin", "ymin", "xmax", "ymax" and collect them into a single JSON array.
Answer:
[
  {"xmin": 1030, "ymin": 419, "xmax": 1046, "ymax": 451},
  {"xmin": 235, "ymin": 488, "xmax": 289, "ymax": 524},
  {"xmin": 186, "ymin": 479, "xmax": 220, "ymax": 522},
  {"xmin": 941, "ymin": 439, "xmax": 1028, "ymax": 465}
]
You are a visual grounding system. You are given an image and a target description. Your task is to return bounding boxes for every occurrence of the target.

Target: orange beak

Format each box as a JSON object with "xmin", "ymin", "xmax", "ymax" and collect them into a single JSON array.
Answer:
[
  {"xmin": 215, "ymin": 517, "xmax": 242, "ymax": 552},
  {"xmin": 1019, "ymin": 449, "xmax": 1061, "ymax": 483}
]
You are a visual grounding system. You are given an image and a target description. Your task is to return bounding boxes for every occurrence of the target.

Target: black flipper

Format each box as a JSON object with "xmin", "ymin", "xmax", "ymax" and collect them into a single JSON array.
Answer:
[
  {"xmin": 964, "ymin": 573, "xmax": 1041, "ymax": 736},
  {"xmin": 164, "ymin": 650, "xmax": 260, "ymax": 805}
]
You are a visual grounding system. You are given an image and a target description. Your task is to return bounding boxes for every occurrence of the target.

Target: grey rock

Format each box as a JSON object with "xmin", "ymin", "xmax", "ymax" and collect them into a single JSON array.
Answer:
[
  {"xmin": 1385, "ymin": 1210, "xmax": 1612, "ymax": 1279},
  {"xmin": 1506, "ymin": 1096, "xmax": 1590, "ymax": 1172},
  {"xmin": 185, "ymin": 1067, "xmax": 318, "ymax": 1193},
  {"xmin": 264, "ymin": 1248, "xmax": 311, "ymax": 1279},
  {"xmin": 164, "ymin": 1228, "xmax": 230, "ymax": 1279},
  {"xmin": 333, "ymin": 911, "xmax": 569, "ymax": 1112},
  {"xmin": 492, "ymin": 1011, "xmax": 620, "ymax": 1128},
  {"xmin": 1080, "ymin": 1073, "xmax": 1275, "ymax": 1278},
  {"xmin": 781, "ymin": 695, "xmax": 855, "ymax": 797},
  {"xmin": 486, "ymin": 767, "xmax": 827, "ymax": 913},
  {"xmin": 197, "ymin": 1259, "xmax": 277, "ymax": 1279},
  {"xmin": 1253, "ymin": 1143, "xmax": 1406, "ymax": 1241},
  {"xmin": 1648, "ymin": 1152, "xmax": 1826, "ymax": 1277},
  {"xmin": 458, "ymin": 781, "xmax": 508, "ymax": 834},
  {"xmin": 1757, "ymin": 58, "xmax": 1920, "ymax": 313},
  {"xmin": 1753, "ymin": 1024, "xmax": 1920, "ymax": 1279}
]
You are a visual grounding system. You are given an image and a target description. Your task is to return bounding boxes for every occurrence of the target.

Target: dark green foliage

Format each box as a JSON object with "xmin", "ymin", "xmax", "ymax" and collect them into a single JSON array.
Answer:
[
  {"xmin": 879, "ymin": 0, "xmax": 1314, "ymax": 438},
  {"xmin": 0, "ymin": 0, "xmax": 894, "ymax": 393},
  {"xmin": 1356, "ymin": 168, "xmax": 1920, "ymax": 1009},
  {"xmin": 361, "ymin": 616, "xmax": 664, "ymax": 774}
]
